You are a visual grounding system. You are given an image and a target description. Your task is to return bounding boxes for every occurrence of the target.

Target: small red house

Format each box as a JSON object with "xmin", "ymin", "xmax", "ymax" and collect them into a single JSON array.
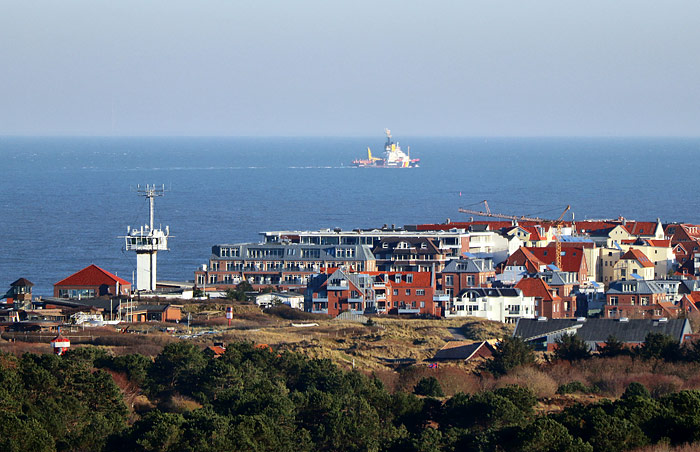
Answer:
[{"xmin": 54, "ymin": 264, "xmax": 131, "ymax": 299}]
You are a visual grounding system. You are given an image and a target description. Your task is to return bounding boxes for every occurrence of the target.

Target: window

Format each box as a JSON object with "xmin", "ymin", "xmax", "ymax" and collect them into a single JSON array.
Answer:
[
  {"xmin": 467, "ymin": 275, "xmax": 475, "ymax": 286},
  {"xmin": 610, "ymin": 296, "xmax": 618, "ymax": 305},
  {"xmin": 420, "ymin": 301, "xmax": 425, "ymax": 308},
  {"xmin": 405, "ymin": 289, "xmax": 411, "ymax": 296},
  {"xmin": 395, "ymin": 274, "xmax": 401, "ymax": 283},
  {"xmin": 630, "ymin": 296, "xmax": 636, "ymax": 305},
  {"xmin": 444, "ymin": 275, "xmax": 454, "ymax": 286},
  {"xmin": 416, "ymin": 289, "xmax": 425, "ymax": 296},
  {"xmin": 393, "ymin": 289, "xmax": 399, "ymax": 296},
  {"xmin": 406, "ymin": 273, "xmax": 413, "ymax": 283},
  {"xmin": 641, "ymin": 296, "xmax": 649, "ymax": 306}
]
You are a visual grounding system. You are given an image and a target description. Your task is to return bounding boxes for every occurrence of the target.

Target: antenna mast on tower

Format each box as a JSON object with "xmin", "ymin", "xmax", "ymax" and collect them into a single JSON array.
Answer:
[{"xmin": 121, "ymin": 184, "xmax": 170, "ymax": 292}]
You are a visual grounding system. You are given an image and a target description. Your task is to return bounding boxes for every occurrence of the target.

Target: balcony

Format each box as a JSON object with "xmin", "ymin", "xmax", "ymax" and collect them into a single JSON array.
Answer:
[
  {"xmin": 348, "ymin": 297, "xmax": 364, "ymax": 303},
  {"xmin": 433, "ymin": 291, "xmax": 451, "ymax": 302},
  {"xmin": 313, "ymin": 296, "xmax": 328, "ymax": 302},
  {"xmin": 328, "ymin": 281, "xmax": 348, "ymax": 290},
  {"xmin": 311, "ymin": 309, "xmax": 329, "ymax": 314},
  {"xmin": 398, "ymin": 308, "xmax": 421, "ymax": 314}
]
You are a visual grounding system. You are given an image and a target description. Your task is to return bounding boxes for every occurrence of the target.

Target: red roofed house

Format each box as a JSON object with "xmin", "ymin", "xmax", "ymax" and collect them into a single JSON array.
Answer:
[
  {"xmin": 515, "ymin": 277, "xmax": 576, "ymax": 319},
  {"xmin": 526, "ymin": 245, "xmax": 589, "ymax": 283},
  {"xmin": 680, "ymin": 292, "xmax": 700, "ymax": 315},
  {"xmin": 54, "ymin": 264, "xmax": 131, "ymax": 299},
  {"xmin": 613, "ymin": 248, "xmax": 655, "ymax": 281},
  {"xmin": 501, "ymin": 247, "xmax": 547, "ymax": 282}
]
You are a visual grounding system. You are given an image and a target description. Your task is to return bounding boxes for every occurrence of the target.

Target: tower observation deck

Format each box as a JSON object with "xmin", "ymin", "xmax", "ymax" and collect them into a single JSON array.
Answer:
[{"xmin": 122, "ymin": 184, "xmax": 170, "ymax": 292}]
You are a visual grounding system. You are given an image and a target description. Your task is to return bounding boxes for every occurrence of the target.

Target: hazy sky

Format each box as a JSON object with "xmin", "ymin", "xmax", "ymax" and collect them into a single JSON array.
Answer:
[{"xmin": 2, "ymin": 1, "xmax": 699, "ymax": 136}]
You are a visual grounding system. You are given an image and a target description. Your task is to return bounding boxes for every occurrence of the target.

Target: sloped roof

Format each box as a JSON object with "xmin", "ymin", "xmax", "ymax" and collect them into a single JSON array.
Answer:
[
  {"xmin": 10, "ymin": 278, "xmax": 34, "ymax": 287},
  {"xmin": 515, "ymin": 277, "xmax": 559, "ymax": 301},
  {"xmin": 54, "ymin": 264, "xmax": 130, "ymax": 287},
  {"xmin": 442, "ymin": 258, "xmax": 494, "ymax": 273},
  {"xmin": 644, "ymin": 239, "xmax": 671, "ymax": 247},
  {"xmin": 526, "ymin": 245, "xmax": 586, "ymax": 274},
  {"xmin": 505, "ymin": 247, "xmax": 546, "ymax": 273},
  {"xmin": 623, "ymin": 222, "xmax": 660, "ymax": 236},
  {"xmin": 620, "ymin": 249, "xmax": 654, "ymax": 268},
  {"xmin": 514, "ymin": 318, "xmax": 690, "ymax": 343},
  {"xmin": 432, "ymin": 341, "xmax": 494, "ymax": 360},
  {"xmin": 607, "ymin": 280, "xmax": 665, "ymax": 295}
]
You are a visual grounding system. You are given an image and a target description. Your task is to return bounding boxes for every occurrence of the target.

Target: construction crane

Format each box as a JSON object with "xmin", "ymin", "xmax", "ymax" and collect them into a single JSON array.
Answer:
[{"xmin": 459, "ymin": 201, "xmax": 571, "ymax": 270}]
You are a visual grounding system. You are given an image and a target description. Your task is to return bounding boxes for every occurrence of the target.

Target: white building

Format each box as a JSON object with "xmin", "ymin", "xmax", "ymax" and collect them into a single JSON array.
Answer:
[
  {"xmin": 254, "ymin": 292, "xmax": 305, "ymax": 310},
  {"xmin": 445, "ymin": 287, "xmax": 536, "ymax": 323}
]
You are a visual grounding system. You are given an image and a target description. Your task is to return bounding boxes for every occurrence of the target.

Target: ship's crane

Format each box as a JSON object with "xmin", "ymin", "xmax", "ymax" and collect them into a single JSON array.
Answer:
[{"xmin": 459, "ymin": 201, "xmax": 571, "ymax": 270}]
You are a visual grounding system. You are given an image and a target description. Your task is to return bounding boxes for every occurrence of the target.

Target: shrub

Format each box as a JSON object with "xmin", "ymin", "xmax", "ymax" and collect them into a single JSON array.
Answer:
[
  {"xmin": 414, "ymin": 377, "xmax": 444, "ymax": 397},
  {"xmin": 639, "ymin": 333, "xmax": 681, "ymax": 361},
  {"xmin": 554, "ymin": 334, "xmax": 591, "ymax": 362},
  {"xmin": 599, "ymin": 335, "xmax": 631, "ymax": 358},
  {"xmin": 557, "ymin": 381, "xmax": 593, "ymax": 395},
  {"xmin": 622, "ymin": 382, "xmax": 651, "ymax": 399},
  {"xmin": 484, "ymin": 336, "xmax": 535, "ymax": 376}
]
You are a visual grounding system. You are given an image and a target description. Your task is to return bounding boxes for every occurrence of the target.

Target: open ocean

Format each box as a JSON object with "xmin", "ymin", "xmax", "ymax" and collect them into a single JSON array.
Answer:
[{"xmin": 1, "ymin": 136, "xmax": 699, "ymax": 296}]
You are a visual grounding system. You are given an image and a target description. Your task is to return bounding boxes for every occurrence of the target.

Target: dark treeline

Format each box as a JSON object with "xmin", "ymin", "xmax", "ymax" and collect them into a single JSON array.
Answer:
[{"xmin": 3, "ymin": 339, "xmax": 700, "ymax": 452}]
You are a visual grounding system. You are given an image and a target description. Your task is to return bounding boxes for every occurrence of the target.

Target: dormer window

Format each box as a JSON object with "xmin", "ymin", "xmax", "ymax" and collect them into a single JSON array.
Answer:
[
  {"xmin": 395, "ymin": 274, "xmax": 401, "ymax": 283},
  {"xmin": 382, "ymin": 242, "xmax": 388, "ymax": 249},
  {"xmin": 421, "ymin": 242, "xmax": 427, "ymax": 249}
]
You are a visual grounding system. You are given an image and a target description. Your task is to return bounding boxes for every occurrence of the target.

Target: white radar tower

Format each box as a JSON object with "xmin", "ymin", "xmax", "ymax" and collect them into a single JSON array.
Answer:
[{"xmin": 122, "ymin": 184, "xmax": 170, "ymax": 292}]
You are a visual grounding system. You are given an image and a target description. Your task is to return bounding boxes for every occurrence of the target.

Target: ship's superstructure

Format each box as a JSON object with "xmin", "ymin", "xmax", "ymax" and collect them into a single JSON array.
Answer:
[
  {"xmin": 122, "ymin": 185, "xmax": 170, "ymax": 292},
  {"xmin": 352, "ymin": 129, "xmax": 420, "ymax": 168}
]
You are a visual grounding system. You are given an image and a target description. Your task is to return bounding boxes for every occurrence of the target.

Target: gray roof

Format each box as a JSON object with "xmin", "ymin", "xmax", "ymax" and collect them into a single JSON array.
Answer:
[
  {"xmin": 432, "ymin": 341, "xmax": 493, "ymax": 360},
  {"xmin": 443, "ymin": 258, "xmax": 494, "ymax": 273},
  {"xmin": 607, "ymin": 280, "xmax": 665, "ymax": 295},
  {"xmin": 679, "ymin": 279, "xmax": 700, "ymax": 294},
  {"xmin": 514, "ymin": 318, "xmax": 691, "ymax": 343},
  {"xmin": 40, "ymin": 297, "xmax": 122, "ymax": 312}
]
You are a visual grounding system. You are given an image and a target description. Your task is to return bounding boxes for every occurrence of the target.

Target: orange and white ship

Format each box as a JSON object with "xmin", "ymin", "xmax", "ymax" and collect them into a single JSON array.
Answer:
[{"xmin": 352, "ymin": 129, "xmax": 420, "ymax": 168}]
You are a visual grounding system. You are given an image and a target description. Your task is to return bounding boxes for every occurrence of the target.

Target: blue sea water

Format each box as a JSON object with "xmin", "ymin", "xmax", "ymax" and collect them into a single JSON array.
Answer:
[{"xmin": 1, "ymin": 136, "xmax": 699, "ymax": 296}]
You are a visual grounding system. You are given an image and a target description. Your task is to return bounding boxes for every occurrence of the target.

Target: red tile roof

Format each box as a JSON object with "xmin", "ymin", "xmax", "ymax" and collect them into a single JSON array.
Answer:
[
  {"xmin": 515, "ymin": 277, "xmax": 560, "ymax": 301},
  {"xmin": 622, "ymin": 222, "xmax": 659, "ymax": 236},
  {"xmin": 620, "ymin": 249, "xmax": 654, "ymax": 268},
  {"xmin": 504, "ymin": 247, "xmax": 546, "ymax": 273},
  {"xmin": 644, "ymin": 239, "xmax": 671, "ymax": 247},
  {"xmin": 54, "ymin": 264, "xmax": 131, "ymax": 287},
  {"xmin": 526, "ymin": 245, "xmax": 586, "ymax": 274}
]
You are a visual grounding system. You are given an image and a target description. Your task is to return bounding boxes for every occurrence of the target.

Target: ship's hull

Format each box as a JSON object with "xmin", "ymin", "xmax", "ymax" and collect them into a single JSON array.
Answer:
[{"xmin": 353, "ymin": 159, "xmax": 420, "ymax": 168}]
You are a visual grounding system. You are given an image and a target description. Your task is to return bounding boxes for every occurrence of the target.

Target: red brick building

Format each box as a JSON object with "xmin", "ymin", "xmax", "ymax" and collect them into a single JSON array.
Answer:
[
  {"xmin": 306, "ymin": 268, "xmax": 440, "ymax": 317},
  {"xmin": 440, "ymin": 258, "xmax": 495, "ymax": 297},
  {"xmin": 54, "ymin": 264, "xmax": 131, "ymax": 299},
  {"xmin": 515, "ymin": 277, "xmax": 576, "ymax": 319},
  {"xmin": 604, "ymin": 280, "xmax": 676, "ymax": 319}
]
